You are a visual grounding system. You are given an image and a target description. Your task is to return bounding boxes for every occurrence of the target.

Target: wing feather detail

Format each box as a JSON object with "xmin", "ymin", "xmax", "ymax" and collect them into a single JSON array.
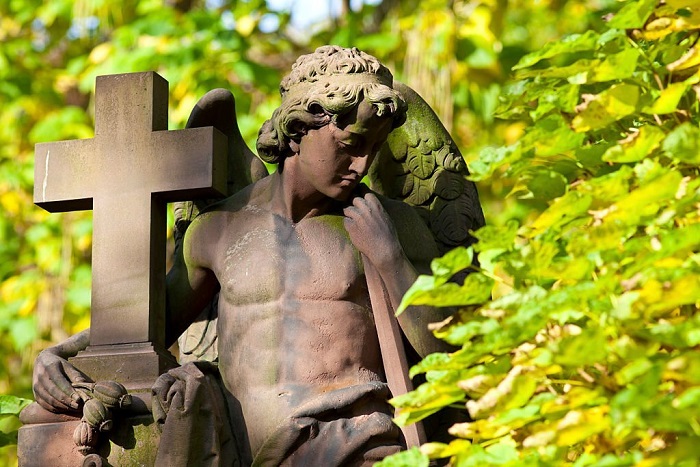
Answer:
[{"xmin": 369, "ymin": 82, "xmax": 485, "ymax": 254}]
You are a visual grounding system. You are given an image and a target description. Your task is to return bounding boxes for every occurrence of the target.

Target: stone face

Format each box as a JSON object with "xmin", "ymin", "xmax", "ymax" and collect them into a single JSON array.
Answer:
[{"xmin": 34, "ymin": 71, "xmax": 227, "ymax": 350}]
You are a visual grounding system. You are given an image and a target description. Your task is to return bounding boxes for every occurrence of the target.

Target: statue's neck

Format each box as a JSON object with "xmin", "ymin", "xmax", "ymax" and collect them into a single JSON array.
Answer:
[{"xmin": 270, "ymin": 168, "xmax": 338, "ymax": 224}]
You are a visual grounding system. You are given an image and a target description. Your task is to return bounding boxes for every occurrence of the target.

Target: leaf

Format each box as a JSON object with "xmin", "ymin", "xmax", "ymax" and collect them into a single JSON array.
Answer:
[
  {"xmin": 577, "ymin": 165, "xmax": 634, "ymax": 202},
  {"xmin": 572, "ymin": 84, "xmax": 640, "ymax": 132},
  {"xmin": 606, "ymin": 0, "xmax": 657, "ymax": 29},
  {"xmin": 466, "ymin": 366, "xmax": 538, "ymax": 419},
  {"xmin": 473, "ymin": 219, "xmax": 519, "ymax": 252},
  {"xmin": 526, "ymin": 170, "xmax": 568, "ymax": 200},
  {"xmin": 0, "ymin": 395, "xmax": 31, "ymax": 416},
  {"xmin": 668, "ymin": 45, "xmax": 700, "ymax": 71},
  {"xmin": 521, "ymin": 114, "xmax": 585, "ymax": 156},
  {"xmin": 397, "ymin": 272, "xmax": 493, "ymax": 314},
  {"xmin": 602, "ymin": 126, "xmax": 666, "ymax": 163},
  {"xmin": 430, "ymin": 246, "xmax": 474, "ymax": 285},
  {"xmin": 555, "ymin": 406, "xmax": 610, "ymax": 446},
  {"xmin": 587, "ymin": 47, "xmax": 639, "ymax": 83},
  {"xmin": 553, "ymin": 329, "xmax": 608, "ymax": 367},
  {"xmin": 662, "ymin": 122, "xmax": 700, "ymax": 163},
  {"xmin": 512, "ymin": 30, "xmax": 600, "ymax": 70},
  {"xmin": 469, "ymin": 144, "xmax": 521, "ymax": 182},
  {"xmin": 605, "ymin": 170, "xmax": 682, "ymax": 225},
  {"xmin": 514, "ymin": 48, "xmax": 637, "ymax": 84},
  {"xmin": 374, "ymin": 447, "xmax": 429, "ymax": 467},
  {"xmin": 529, "ymin": 191, "xmax": 592, "ymax": 237},
  {"xmin": 643, "ymin": 82, "xmax": 691, "ymax": 114}
]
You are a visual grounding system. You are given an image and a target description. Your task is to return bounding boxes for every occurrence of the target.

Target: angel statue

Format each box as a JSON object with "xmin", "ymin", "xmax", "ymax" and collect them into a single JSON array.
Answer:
[{"xmin": 32, "ymin": 45, "xmax": 484, "ymax": 466}]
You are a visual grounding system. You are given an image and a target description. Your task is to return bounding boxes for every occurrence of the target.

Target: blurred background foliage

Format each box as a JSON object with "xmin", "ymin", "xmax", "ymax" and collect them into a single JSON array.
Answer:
[{"xmin": 0, "ymin": 0, "xmax": 624, "ymax": 463}]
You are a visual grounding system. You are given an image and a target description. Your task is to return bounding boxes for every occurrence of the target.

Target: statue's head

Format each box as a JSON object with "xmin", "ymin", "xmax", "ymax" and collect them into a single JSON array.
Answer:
[{"xmin": 257, "ymin": 45, "xmax": 407, "ymax": 164}]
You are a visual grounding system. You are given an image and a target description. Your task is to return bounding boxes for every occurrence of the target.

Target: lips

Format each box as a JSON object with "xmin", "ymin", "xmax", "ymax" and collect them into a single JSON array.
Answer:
[{"xmin": 339, "ymin": 176, "xmax": 359, "ymax": 186}]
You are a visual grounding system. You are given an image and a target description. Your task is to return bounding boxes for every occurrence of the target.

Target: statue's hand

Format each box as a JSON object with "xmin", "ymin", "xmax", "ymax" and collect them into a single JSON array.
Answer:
[
  {"xmin": 343, "ymin": 189, "xmax": 404, "ymax": 270},
  {"xmin": 33, "ymin": 350, "xmax": 89, "ymax": 413}
]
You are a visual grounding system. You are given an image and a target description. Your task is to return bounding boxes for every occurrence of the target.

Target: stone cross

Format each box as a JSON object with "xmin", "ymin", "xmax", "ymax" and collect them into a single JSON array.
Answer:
[{"xmin": 34, "ymin": 72, "xmax": 226, "ymax": 378}]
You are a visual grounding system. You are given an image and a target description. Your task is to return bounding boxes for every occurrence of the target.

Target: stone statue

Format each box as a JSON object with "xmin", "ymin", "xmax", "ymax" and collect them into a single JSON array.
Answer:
[{"xmin": 28, "ymin": 46, "xmax": 484, "ymax": 466}]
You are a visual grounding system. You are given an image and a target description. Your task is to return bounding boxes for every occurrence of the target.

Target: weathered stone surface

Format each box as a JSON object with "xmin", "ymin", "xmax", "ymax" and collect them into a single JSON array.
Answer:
[
  {"xmin": 18, "ymin": 412, "xmax": 159, "ymax": 467},
  {"xmin": 34, "ymin": 71, "xmax": 227, "ymax": 350}
]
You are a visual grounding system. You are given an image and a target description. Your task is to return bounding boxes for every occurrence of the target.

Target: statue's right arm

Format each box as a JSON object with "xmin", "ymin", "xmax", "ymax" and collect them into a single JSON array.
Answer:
[
  {"xmin": 165, "ymin": 215, "xmax": 221, "ymax": 348},
  {"xmin": 33, "ymin": 328, "xmax": 90, "ymax": 413}
]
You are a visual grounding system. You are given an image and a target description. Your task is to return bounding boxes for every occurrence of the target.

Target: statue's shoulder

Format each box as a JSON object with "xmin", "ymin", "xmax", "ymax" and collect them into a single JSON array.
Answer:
[{"xmin": 186, "ymin": 177, "xmax": 273, "ymax": 244}]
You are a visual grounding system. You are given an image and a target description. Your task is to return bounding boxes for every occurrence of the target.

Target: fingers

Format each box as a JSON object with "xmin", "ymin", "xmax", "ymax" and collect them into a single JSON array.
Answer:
[
  {"xmin": 33, "ymin": 380, "xmax": 77, "ymax": 412},
  {"xmin": 33, "ymin": 358, "xmax": 82, "ymax": 412},
  {"xmin": 48, "ymin": 365, "xmax": 83, "ymax": 405}
]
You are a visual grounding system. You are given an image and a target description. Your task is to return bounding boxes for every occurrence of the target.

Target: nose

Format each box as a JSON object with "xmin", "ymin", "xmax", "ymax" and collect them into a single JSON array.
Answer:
[{"xmin": 349, "ymin": 154, "xmax": 371, "ymax": 176}]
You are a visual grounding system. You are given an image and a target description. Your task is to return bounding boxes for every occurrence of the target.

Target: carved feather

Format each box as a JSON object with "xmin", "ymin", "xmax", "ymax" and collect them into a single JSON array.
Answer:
[{"xmin": 368, "ymin": 82, "xmax": 485, "ymax": 254}]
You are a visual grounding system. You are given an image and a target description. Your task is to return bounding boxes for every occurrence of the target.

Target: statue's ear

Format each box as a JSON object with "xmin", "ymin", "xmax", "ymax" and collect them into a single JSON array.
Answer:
[{"xmin": 288, "ymin": 139, "xmax": 300, "ymax": 154}]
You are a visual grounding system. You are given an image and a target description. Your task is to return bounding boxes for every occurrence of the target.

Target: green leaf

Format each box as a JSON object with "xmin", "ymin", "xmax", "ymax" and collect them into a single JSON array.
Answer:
[
  {"xmin": 572, "ymin": 84, "xmax": 640, "ymax": 132},
  {"xmin": 553, "ymin": 329, "xmax": 608, "ymax": 367},
  {"xmin": 473, "ymin": 220, "xmax": 519, "ymax": 252},
  {"xmin": 430, "ymin": 247, "xmax": 473, "ymax": 285},
  {"xmin": 469, "ymin": 144, "xmax": 522, "ymax": 182},
  {"xmin": 374, "ymin": 447, "xmax": 429, "ymax": 467},
  {"xmin": 662, "ymin": 122, "xmax": 700, "ymax": 163},
  {"xmin": 515, "ymin": 48, "xmax": 637, "ymax": 84},
  {"xmin": 512, "ymin": 30, "xmax": 600, "ymax": 70},
  {"xmin": 0, "ymin": 431, "xmax": 19, "ymax": 448},
  {"xmin": 602, "ymin": 126, "xmax": 666, "ymax": 163},
  {"xmin": 607, "ymin": 0, "xmax": 657, "ymax": 29},
  {"xmin": 577, "ymin": 165, "xmax": 634, "ymax": 202},
  {"xmin": 397, "ymin": 272, "xmax": 494, "ymax": 314},
  {"xmin": 0, "ymin": 395, "xmax": 31, "ymax": 416},
  {"xmin": 587, "ymin": 47, "xmax": 639, "ymax": 83},
  {"xmin": 521, "ymin": 114, "xmax": 585, "ymax": 156},
  {"xmin": 529, "ymin": 191, "xmax": 592, "ymax": 237},
  {"xmin": 526, "ymin": 170, "xmax": 568, "ymax": 200}
]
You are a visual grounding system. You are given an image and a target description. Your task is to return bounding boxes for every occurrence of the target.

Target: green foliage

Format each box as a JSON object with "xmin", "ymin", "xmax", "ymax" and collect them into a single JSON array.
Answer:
[
  {"xmin": 390, "ymin": 0, "xmax": 700, "ymax": 464},
  {"xmin": 0, "ymin": 396, "xmax": 31, "ymax": 447}
]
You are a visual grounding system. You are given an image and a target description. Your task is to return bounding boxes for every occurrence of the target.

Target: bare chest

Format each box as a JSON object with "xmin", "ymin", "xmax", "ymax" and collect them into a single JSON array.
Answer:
[{"xmin": 215, "ymin": 214, "xmax": 367, "ymax": 306}]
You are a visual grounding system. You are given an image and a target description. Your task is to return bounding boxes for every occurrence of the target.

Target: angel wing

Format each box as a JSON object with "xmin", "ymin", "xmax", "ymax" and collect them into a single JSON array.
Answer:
[
  {"xmin": 174, "ymin": 89, "xmax": 267, "ymax": 363},
  {"xmin": 368, "ymin": 82, "xmax": 485, "ymax": 255}
]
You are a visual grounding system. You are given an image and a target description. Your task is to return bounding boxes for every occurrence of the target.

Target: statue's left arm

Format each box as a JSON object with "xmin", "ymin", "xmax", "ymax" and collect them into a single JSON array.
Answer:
[{"xmin": 344, "ymin": 190, "xmax": 454, "ymax": 358}]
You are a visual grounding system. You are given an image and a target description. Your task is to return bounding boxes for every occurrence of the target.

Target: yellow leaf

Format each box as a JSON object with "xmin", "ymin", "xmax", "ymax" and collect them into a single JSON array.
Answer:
[
  {"xmin": 668, "ymin": 45, "xmax": 700, "ymax": 72},
  {"xmin": 643, "ymin": 82, "xmax": 690, "ymax": 115},
  {"xmin": 572, "ymin": 84, "xmax": 639, "ymax": 132},
  {"xmin": 555, "ymin": 406, "xmax": 610, "ymax": 446}
]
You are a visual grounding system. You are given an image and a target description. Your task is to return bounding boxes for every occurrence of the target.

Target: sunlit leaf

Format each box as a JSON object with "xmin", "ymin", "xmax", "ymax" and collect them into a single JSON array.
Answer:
[
  {"xmin": 607, "ymin": 0, "xmax": 657, "ymax": 29},
  {"xmin": 602, "ymin": 126, "xmax": 666, "ymax": 163},
  {"xmin": 572, "ymin": 84, "xmax": 640, "ymax": 132}
]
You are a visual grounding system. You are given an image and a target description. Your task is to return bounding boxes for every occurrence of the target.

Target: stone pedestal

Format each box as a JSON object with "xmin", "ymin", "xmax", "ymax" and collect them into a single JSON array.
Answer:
[
  {"xmin": 18, "ymin": 345, "xmax": 178, "ymax": 466},
  {"xmin": 18, "ymin": 405, "xmax": 161, "ymax": 467}
]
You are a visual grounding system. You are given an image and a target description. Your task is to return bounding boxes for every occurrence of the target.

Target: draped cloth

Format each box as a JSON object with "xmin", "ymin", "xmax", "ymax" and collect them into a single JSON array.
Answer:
[
  {"xmin": 152, "ymin": 364, "xmax": 404, "ymax": 466},
  {"xmin": 152, "ymin": 361, "xmax": 243, "ymax": 466},
  {"xmin": 252, "ymin": 381, "xmax": 404, "ymax": 466}
]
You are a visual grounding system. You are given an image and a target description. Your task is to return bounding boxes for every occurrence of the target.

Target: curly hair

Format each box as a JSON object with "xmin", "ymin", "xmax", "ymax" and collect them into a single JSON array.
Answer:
[{"xmin": 256, "ymin": 46, "xmax": 407, "ymax": 164}]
